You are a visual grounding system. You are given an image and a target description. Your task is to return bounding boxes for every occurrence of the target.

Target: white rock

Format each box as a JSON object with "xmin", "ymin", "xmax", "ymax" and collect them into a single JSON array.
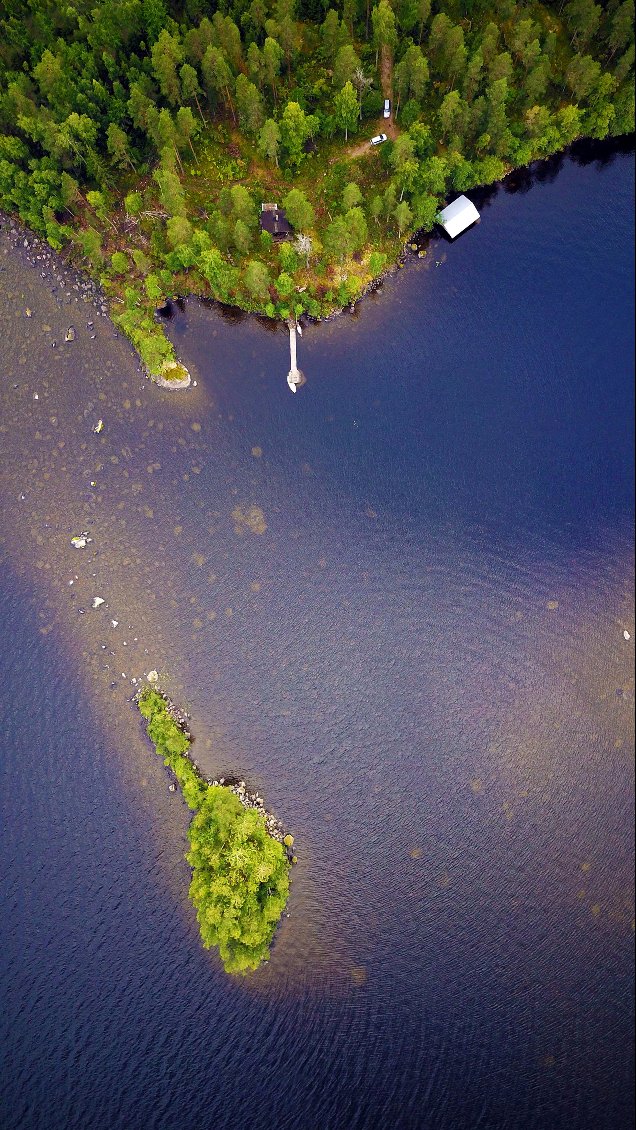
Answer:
[
  {"xmin": 624, "ymin": 630, "xmax": 631, "ymax": 641},
  {"xmin": 92, "ymin": 596, "xmax": 105, "ymax": 608},
  {"xmin": 111, "ymin": 619, "xmax": 118, "ymax": 627},
  {"xmin": 147, "ymin": 670, "xmax": 159, "ymax": 683}
]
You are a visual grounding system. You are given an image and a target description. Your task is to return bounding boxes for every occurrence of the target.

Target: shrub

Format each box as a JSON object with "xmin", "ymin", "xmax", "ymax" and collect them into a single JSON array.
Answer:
[
  {"xmin": 144, "ymin": 273, "xmax": 163, "ymax": 302},
  {"xmin": 132, "ymin": 249, "xmax": 150, "ymax": 271},
  {"xmin": 368, "ymin": 251, "xmax": 386, "ymax": 275},
  {"xmin": 110, "ymin": 251, "xmax": 129, "ymax": 274},
  {"xmin": 125, "ymin": 191, "xmax": 143, "ymax": 216}
]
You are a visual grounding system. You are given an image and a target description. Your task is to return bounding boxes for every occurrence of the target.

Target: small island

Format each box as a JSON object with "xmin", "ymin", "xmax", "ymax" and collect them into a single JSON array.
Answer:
[
  {"xmin": 0, "ymin": 0, "xmax": 632, "ymax": 378},
  {"xmin": 137, "ymin": 687, "xmax": 293, "ymax": 974}
]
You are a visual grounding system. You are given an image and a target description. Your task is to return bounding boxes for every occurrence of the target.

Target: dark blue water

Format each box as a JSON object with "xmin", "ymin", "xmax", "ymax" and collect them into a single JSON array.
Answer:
[{"xmin": 1, "ymin": 146, "xmax": 634, "ymax": 1130}]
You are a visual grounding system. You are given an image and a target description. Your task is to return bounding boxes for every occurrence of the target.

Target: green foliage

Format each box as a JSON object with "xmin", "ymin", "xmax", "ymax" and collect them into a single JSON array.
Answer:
[
  {"xmin": 117, "ymin": 311, "xmax": 174, "ymax": 372},
  {"xmin": 280, "ymin": 101, "xmax": 318, "ymax": 168},
  {"xmin": 278, "ymin": 242, "xmax": 298, "ymax": 272},
  {"xmin": 125, "ymin": 192, "xmax": 143, "ymax": 217},
  {"xmin": 244, "ymin": 259, "xmax": 271, "ymax": 299},
  {"xmin": 0, "ymin": 0, "xmax": 630, "ymax": 343},
  {"xmin": 166, "ymin": 214, "xmax": 193, "ymax": 250},
  {"xmin": 334, "ymin": 81, "xmax": 359, "ymax": 140},
  {"xmin": 143, "ymin": 0, "xmax": 169, "ymax": 44},
  {"xmin": 76, "ymin": 226, "xmax": 103, "ymax": 266},
  {"xmin": 188, "ymin": 790, "xmax": 290, "ymax": 974},
  {"xmin": 400, "ymin": 99, "xmax": 422, "ymax": 130},
  {"xmin": 258, "ymin": 118, "xmax": 282, "ymax": 166},
  {"xmin": 411, "ymin": 192, "xmax": 439, "ymax": 230},
  {"xmin": 342, "ymin": 182, "xmax": 362, "ymax": 210},
  {"xmin": 282, "ymin": 188, "xmax": 314, "ymax": 230},
  {"xmin": 394, "ymin": 198, "xmax": 413, "ymax": 236},
  {"xmin": 137, "ymin": 688, "xmax": 291, "ymax": 974},
  {"xmin": 236, "ymin": 74, "xmax": 265, "ymax": 135},
  {"xmin": 110, "ymin": 251, "xmax": 129, "ymax": 273},
  {"xmin": 333, "ymin": 45, "xmax": 361, "ymax": 89},
  {"xmin": 276, "ymin": 270, "xmax": 295, "ymax": 298},
  {"xmin": 372, "ymin": 0, "xmax": 398, "ymax": 60},
  {"xmin": 368, "ymin": 250, "xmax": 386, "ymax": 274},
  {"xmin": 132, "ymin": 249, "xmax": 151, "ymax": 271},
  {"xmin": 145, "ymin": 273, "xmax": 164, "ymax": 302}
]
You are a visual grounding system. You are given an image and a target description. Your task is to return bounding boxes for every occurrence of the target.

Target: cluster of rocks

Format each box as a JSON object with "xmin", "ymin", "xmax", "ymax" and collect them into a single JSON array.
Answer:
[{"xmin": 160, "ymin": 695, "xmax": 192, "ymax": 738}]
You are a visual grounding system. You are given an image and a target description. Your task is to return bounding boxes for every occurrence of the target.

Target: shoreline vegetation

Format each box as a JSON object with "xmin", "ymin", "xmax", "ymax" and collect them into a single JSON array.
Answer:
[
  {"xmin": 0, "ymin": 0, "xmax": 633, "ymax": 382},
  {"xmin": 137, "ymin": 686, "xmax": 294, "ymax": 974}
]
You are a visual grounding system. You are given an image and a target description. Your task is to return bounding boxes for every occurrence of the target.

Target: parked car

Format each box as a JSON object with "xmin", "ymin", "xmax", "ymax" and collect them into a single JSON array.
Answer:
[
  {"xmin": 370, "ymin": 133, "xmax": 388, "ymax": 145},
  {"xmin": 383, "ymin": 99, "xmax": 391, "ymax": 118}
]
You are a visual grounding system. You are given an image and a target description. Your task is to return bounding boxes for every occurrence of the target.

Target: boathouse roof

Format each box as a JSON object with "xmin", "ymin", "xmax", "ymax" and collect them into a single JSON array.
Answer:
[
  {"xmin": 259, "ymin": 203, "xmax": 293, "ymax": 239},
  {"xmin": 437, "ymin": 195, "xmax": 480, "ymax": 239}
]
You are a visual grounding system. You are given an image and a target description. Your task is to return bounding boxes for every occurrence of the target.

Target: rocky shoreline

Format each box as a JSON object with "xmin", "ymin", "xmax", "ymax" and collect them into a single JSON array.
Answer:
[
  {"xmin": 136, "ymin": 683, "xmax": 293, "ymax": 852},
  {"xmin": 1, "ymin": 210, "xmax": 111, "ymax": 320},
  {"xmin": 2, "ymin": 205, "xmax": 419, "ymax": 381},
  {"xmin": 0, "ymin": 211, "xmax": 193, "ymax": 390}
]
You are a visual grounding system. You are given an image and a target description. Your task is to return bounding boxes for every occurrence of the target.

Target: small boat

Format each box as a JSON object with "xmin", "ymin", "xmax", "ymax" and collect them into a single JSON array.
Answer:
[
  {"xmin": 297, "ymin": 323, "xmax": 303, "ymax": 337},
  {"xmin": 287, "ymin": 371, "xmax": 298, "ymax": 393}
]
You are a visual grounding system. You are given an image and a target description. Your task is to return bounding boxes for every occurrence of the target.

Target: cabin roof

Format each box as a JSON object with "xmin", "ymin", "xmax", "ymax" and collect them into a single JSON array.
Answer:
[
  {"xmin": 437, "ymin": 195, "xmax": 480, "ymax": 239},
  {"xmin": 259, "ymin": 203, "xmax": 293, "ymax": 238}
]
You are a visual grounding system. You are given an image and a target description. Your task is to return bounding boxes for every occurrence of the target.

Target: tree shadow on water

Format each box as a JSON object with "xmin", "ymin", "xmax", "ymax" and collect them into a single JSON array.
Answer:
[{"xmin": 570, "ymin": 133, "xmax": 635, "ymax": 169}]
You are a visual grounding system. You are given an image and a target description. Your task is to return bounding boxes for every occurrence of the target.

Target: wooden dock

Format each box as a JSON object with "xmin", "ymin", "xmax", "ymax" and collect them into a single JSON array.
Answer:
[{"xmin": 287, "ymin": 321, "xmax": 305, "ymax": 392}]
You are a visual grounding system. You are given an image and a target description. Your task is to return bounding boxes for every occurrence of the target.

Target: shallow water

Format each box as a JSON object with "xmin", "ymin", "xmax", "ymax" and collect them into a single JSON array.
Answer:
[{"xmin": 0, "ymin": 144, "xmax": 634, "ymax": 1130}]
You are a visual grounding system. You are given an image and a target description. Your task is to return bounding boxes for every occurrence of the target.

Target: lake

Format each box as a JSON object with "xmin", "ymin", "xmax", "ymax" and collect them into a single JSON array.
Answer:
[{"xmin": 0, "ymin": 142, "xmax": 633, "ymax": 1130}]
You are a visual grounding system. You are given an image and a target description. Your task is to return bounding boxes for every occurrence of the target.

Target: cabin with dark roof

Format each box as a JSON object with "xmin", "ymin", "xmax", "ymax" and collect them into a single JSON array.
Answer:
[{"xmin": 259, "ymin": 203, "xmax": 293, "ymax": 240}]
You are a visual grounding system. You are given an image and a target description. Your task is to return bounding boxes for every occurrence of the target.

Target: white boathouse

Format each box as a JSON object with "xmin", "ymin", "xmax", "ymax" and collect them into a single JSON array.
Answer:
[{"xmin": 437, "ymin": 196, "xmax": 480, "ymax": 239}]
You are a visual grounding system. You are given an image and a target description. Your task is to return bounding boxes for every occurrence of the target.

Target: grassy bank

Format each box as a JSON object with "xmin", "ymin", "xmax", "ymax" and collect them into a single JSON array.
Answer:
[{"xmin": 137, "ymin": 687, "xmax": 291, "ymax": 975}]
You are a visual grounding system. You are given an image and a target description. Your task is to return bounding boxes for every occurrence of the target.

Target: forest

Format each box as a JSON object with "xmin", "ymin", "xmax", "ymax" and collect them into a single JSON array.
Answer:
[{"xmin": 0, "ymin": 0, "xmax": 633, "ymax": 374}]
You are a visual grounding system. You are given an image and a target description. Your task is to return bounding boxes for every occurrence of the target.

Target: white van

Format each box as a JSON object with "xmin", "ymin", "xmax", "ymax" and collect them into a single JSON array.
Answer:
[{"xmin": 383, "ymin": 99, "xmax": 391, "ymax": 118}]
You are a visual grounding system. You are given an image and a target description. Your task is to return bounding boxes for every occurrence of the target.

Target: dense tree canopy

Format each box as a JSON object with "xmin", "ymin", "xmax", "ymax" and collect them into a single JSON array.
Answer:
[{"xmin": 0, "ymin": 0, "xmax": 632, "ymax": 367}]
